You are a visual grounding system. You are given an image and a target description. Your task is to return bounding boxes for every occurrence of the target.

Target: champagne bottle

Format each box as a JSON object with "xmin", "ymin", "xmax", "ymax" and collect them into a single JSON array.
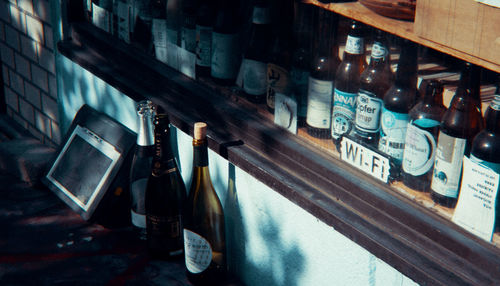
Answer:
[
  {"xmin": 181, "ymin": 0, "xmax": 197, "ymax": 53},
  {"xmin": 305, "ymin": 7, "xmax": 339, "ymax": 139},
  {"xmin": 266, "ymin": 0, "xmax": 294, "ymax": 112},
  {"xmin": 402, "ymin": 80, "xmax": 446, "ymax": 192},
  {"xmin": 331, "ymin": 20, "xmax": 366, "ymax": 144},
  {"xmin": 210, "ymin": 0, "xmax": 242, "ymax": 85},
  {"xmin": 430, "ymin": 62, "xmax": 484, "ymax": 207},
  {"xmin": 195, "ymin": 0, "xmax": 216, "ymax": 77},
  {"xmin": 378, "ymin": 40, "xmax": 419, "ymax": 165},
  {"xmin": 130, "ymin": 100, "xmax": 155, "ymax": 239},
  {"xmin": 353, "ymin": 29, "xmax": 393, "ymax": 147},
  {"xmin": 241, "ymin": 0, "xmax": 272, "ymax": 103},
  {"xmin": 145, "ymin": 113, "xmax": 187, "ymax": 258},
  {"xmin": 184, "ymin": 122, "xmax": 226, "ymax": 284}
]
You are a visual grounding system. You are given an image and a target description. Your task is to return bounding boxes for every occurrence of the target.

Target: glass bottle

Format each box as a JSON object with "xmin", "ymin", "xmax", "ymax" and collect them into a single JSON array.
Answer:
[
  {"xmin": 430, "ymin": 62, "xmax": 485, "ymax": 207},
  {"xmin": 145, "ymin": 113, "xmax": 187, "ymax": 258},
  {"xmin": 92, "ymin": 0, "xmax": 113, "ymax": 33},
  {"xmin": 151, "ymin": 0, "xmax": 167, "ymax": 62},
  {"xmin": 331, "ymin": 20, "xmax": 366, "ymax": 144},
  {"xmin": 195, "ymin": 0, "xmax": 216, "ymax": 77},
  {"xmin": 181, "ymin": 0, "xmax": 197, "ymax": 53},
  {"xmin": 378, "ymin": 40, "xmax": 419, "ymax": 165},
  {"xmin": 184, "ymin": 122, "xmax": 227, "ymax": 284},
  {"xmin": 402, "ymin": 80, "xmax": 446, "ymax": 192},
  {"xmin": 132, "ymin": 0, "xmax": 154, "ymax": 55},
  {"xmin": 353, "ymin": 29, "xmax": 393, "ymax": 147},
  {"xmin": 305, "ymin": 7, "xmax": 339, "ymax": 139}
]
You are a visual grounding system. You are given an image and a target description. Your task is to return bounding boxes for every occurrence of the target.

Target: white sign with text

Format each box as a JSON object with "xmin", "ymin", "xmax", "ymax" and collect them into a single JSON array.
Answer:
[{"xmin": 341, "ymin": 136, "xmax": 390, "ymax": 183}]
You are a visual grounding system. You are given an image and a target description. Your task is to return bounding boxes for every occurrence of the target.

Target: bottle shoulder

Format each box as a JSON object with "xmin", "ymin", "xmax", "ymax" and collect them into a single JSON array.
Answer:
[{"xmin": 471, "ymin": 132, "xmax": 500, "ymax": 163}]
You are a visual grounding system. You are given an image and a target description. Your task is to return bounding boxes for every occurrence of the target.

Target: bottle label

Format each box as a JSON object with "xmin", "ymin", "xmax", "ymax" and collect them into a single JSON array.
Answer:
[
  {"xmin": 116, "ymin": 1, "xmax": 131, "ymax": 43},
  {"xmin": 182, "ymin": 27, "xmax": 196, "ymax": 53},
  {"xmin": 345, "ymin": 35, "xmax": 364, "ymax": 55},
  {"xmin": 196, "ymin": 25, "xmax": 212, "ymax": 67},
  {"xmin": 306, "ymin": 77, "xmax": 333, "ymax": 129},
  {"xmin": 402, "ymin": 124, "xmax": 438, "ymax": 176},
  {"xmin": 148, "ymin": 214, "xmax": 181, "ymax": 238},
  {"xmin": 378, "ymin": 108, "xmax": 409, "ymax": 162},
  {"xmin": 252, "ymin": 7, "xmax": 271, "ymax": 24},
  {"xmin": 184, "ymin": 229, "xmax": 212, "ymax": 274},
  {"xmin": 92, "ymin": 3, "xmax": 111, "ymax": 32},
  {"xmin": 152, "ymin": 19, "xmax": 168, "ymax": 64},
  {"xmin": 491, "ymin": 95, "xmax": 500, "ymax": 110},
  {"xmin": 370, "ymin": 41, "xmax": 387, "ymax": 59},
  {"xmin": 290, "ymin": 67, "xmax": 309, "ymax": 118},
  {"xmin": 331, "ymin": 89, "xmax": 357, "ymax": 139},
  {"xmin": 211, "ymin": 32, "xmax": 240, "ymax": 80},
  {"xmin": 267, "ymin": 63, "xmax": 290, "ymax": 109},
  {"xmin": 355, "ymin": 90, "xmax": 383, "ymax": 133},
  {"xmin": 431, "ymin": 132, "xmax": 467, "ymax": 198},
  {"xmin": 130, "ymin": 178, "xmax": 147, "ymax": 228},
  {"xmin": 242, "ymin": 59, "xmax": 267, "ymax": 95}
]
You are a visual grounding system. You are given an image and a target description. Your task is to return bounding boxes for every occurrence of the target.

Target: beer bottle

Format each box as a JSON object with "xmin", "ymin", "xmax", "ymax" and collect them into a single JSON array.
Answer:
[
  {"xmin": 353, "ymin": 29, "xmax": 393, "ymax": 147},
  {"xmin": 430, "ymin": 62, "xmax": 485, "ymax": 207},
  {"xmin": 402, "ymin": 80, "xmax": 446, "ymax": 192},
  {"xmin": 195, "ymin": 0, "xmax": 216, "ymax": 77},
  {"xmin": 378, "ymin": 40, "xmax": 419, "ymax": 165},
  {"xmin": 305, "ymin": 7, "xmax": 339, "ymax": 139},
  {"xmin": 331, "ymin": 20, "xmax": 366, "ymax": 144}
]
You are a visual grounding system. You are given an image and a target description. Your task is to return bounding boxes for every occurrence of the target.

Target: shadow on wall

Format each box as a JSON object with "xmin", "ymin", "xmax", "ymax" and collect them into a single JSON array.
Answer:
[{"xmin": 225, "ymin": 163, "xmax": 305, "ymax": 286}]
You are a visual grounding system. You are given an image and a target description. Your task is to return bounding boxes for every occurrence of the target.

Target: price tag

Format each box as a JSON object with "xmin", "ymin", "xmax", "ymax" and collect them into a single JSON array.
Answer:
[
  {"xmin": 452, "ymin": 156, "xmax": 500, "ymax": 242},
  {"xmin": 340, "ymin": 136, "xmax": 391, "ymax": 183}
]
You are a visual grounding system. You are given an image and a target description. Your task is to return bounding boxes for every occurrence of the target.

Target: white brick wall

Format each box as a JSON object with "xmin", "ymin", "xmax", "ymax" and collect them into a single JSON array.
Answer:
[{"xmin": 0, "ymin": 0, "xmax": 60, "ymax": 145}]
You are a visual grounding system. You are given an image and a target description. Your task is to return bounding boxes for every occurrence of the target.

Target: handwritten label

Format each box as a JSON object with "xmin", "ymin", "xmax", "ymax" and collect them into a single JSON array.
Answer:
[
  {"xmin": 274, "ymin": 93, "xmax": 298, "ymax": 134},
  {"xmin": 341, "ymin": 136, "xmax": 390, "ymax": 183},
  {"xmin": 184, "ymin": 229, "xmax": 212, "ymax": 273}
]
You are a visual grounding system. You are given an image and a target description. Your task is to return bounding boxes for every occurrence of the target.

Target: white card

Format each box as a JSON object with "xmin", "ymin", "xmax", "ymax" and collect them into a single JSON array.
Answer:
[
  {"xmin": 274, "ymin": 93, "xmax": 298, "ymax": 134},
  {"xmin": 179, "ymin": 49, "xmax": 196, "ymax": 79}
]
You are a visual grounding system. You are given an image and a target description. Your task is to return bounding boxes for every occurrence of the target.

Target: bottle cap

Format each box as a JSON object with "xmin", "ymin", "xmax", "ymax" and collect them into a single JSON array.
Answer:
[{"xmin": 194, "ymin": 122, "xmax": 207, "ymax": 140}]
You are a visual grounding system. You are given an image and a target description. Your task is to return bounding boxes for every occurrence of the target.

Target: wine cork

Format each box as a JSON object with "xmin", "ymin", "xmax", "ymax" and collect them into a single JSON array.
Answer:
[{"xmin": 194, "ymin": 122, "xmax": 207, "ymax": 140}]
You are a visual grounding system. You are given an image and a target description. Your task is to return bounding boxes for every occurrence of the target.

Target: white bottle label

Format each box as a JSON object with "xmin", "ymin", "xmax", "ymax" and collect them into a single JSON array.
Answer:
[
  {"xmin": 378, "ymin": 108, "xmax": 409, "ymax": 161},
  {"xmin": 345, "ymin": 35, "xmax": 364, "ymax": 55},
  {"xmin": 306, "ymin": 77, "xmax": 333, "ymax": 129},
  {"xmin": 196, "ymin": 25, "xmax": 212, "ymax": 67},
  {"xmin": 402, "ymin": 123, "xmax": 438, "ymax": 176},
  {"xmin": 355, "ymin": 90, "xmax": 383, "ymax": 133},
  {"xmin": 211, "ymin": 32, "xmax": 240, "ymax": 80},
  {"xmin": 431, "ymin": 132, "xmax": 467, "ymax": 198},
  {"xmin": 370, "ymin": 41, "xmax": 387, "ymax": 59},
  {"xmin": 92, "ymin": 3, "xmax": 110, "ymax": 32},
  {"xmin": 130, "ymin": 178, "xmax": 147, "ymax": 228},
  {"xmin": 252, "ymin": 7, "xmax": 270, "ymax": 24},
  {"xmin": 331, "ymin": 88, "xmax": 357, "ymax": 139},
  {"xmin": 184, "ymin": 229, "xmax": 212, "ymax": 273},
  {"xmin": 242, "ymin": 59, "xmax": 267, "ymax": 95},
  {"xmin": 116, "ymin": 2, "xmax": 131, "ymax": 43},
  {"xmin": 152, "ymin": 19, "xmax": 168, "ymax": 64}
]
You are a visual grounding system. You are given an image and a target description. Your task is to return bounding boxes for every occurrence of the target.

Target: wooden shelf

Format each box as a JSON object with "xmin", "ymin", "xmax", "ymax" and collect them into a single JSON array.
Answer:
[{"xmin": 307, "ymin": 0, "xmax": 500, "ymax": 74}]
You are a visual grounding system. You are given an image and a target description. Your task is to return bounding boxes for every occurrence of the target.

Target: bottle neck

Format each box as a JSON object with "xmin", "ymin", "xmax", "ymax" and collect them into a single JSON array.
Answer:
[
  {"xmin": 394, "ymin": 44, "xmax": 417, "ymax": 88},
  {"xmin": 368, "ymin": 40, "xmax": 389, "ymax": 67},
  {"xmin": 193, "ymin": 139, "xmax": 209, "ymax": 167},
  {"xmin": 457, "ymin": 65, "xmax": 481, "ymax": 102},
  {"xmin": 423, "ymin": 87, "xmax": 444, "ymax": 107},
  {"xmin": 137, "ymin": 114, "xmax": 154, "ymax": 147},
  {"xmin": 485, "ymin": 95, "xmax": 500, "ymax": 132},
  {"xmin": 153, "ymin": 126, "xmax": 175, "ymax": 162}
]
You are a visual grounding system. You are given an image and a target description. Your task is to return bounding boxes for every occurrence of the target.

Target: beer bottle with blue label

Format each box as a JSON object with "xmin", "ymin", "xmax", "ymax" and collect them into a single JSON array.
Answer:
[
  {"xmin": 353, "ymin": 29, "xmax": 393, "ymax": 147},
  {"xmin": 430, "ymin": 62, "xmax": 484, "ymax": 207},
  {"xmin": 402, "ymin": 80, "xmax": 446, "ymax": 192}
]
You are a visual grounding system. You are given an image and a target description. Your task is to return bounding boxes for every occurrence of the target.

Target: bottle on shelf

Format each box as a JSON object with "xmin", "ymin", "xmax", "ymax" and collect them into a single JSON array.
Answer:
[
  {"xmin": 166, "ymin": 0, "xmax": 182, "ymax": 47},
  {"xmin": 130, "ymin": 100, "xmax": 155, "ymax": 239},
  {"xmin": 290, "ymin": 1, "xmax": 314, "ymax": 126},
  {"xmin": 195, "ymin": 0, "xmax": 216, "ymax": 77},
  {"xmin": 150, "ymin": 0, "xmax": 168, "ymax": 62},
  {"xmin": 353, "ymin": 29, "xmax": 393, "ymax": 147},
  {"xmin": 401, "ymin": 80, "xmax": 446, "ymax": 192},
  {"xmin": 331, "ymin": 19, "xmax": 366, "ymax": 144},
  {"xmin": 430, "ymin": 62, "xmax": 485, "ymax": 208},
  {"xmin": 145, "ymin": 113, "xmax": 187, "ymax": 258},
  {"xmin": 266, "ymin": 0, "xmax": 294, "ymax": 112},
  {"xmin": 184, "ymin": 122, "xmax": 226, "ymax": 284},
  {"xmin": 378, "ymin": 39, "xmax": 419, "ymax": 165},
  {"xmin": 181, "ymin": 0, "xmax": 197, "ymax": 53},
  {"xmin": 113, "ymin": 0, "xmax": 133, "ymax": 44},
  {"xmin": 210, "ymin": 0, "xmax": 242, "ymax": 85},
  {"xmin": 305, "ymin": 7, "xmax": 340, "ymax": 139},
  {"xmin": 241, "ymin": 0, "xmax": 273, "ymax": 103},
  {"xmin": 132, "ymin": 0, "xmax": 154, "ymax": 55}
]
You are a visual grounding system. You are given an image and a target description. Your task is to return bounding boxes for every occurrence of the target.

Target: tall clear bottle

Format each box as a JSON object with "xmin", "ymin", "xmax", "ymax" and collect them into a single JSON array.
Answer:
[
  {"xmin": 145, "ymin": 113, "xmax": 186, "ymax": 258},
  {"xmin": 195, "ymin": 0, "xmax": 216, "ymax": 77},
  {"xmin": 402, "ymin": 80, "xmax": 446, "ymax": 192},
  {"xmin": 305, "ymin": 7, "xmax": 339, "ymax": 139},
  {"xmin": 331, "ymin": 20, "xmax": 366, "ymax": 144},
  {"xmin": 353, "ymin": 29, "xmax": 393, "ymax": 147},
  {"xmin": 184, "ymin": 123, "xmax": 226, "ymax": 284},
  {"xmin": 130, "ymin": 100, "xmax": 155, "ymax": 239},
  {"xmin": 430, "ymin": 62, "xmax": 484, "ymax": 207},
  {"xmin": 378, "ymin": 40, "xmax": 419, "ymax": 165}
]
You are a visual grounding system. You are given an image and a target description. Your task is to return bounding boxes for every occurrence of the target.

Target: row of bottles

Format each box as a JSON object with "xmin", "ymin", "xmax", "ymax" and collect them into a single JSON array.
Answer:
[{"xmin": 130, "ymin": 102, "xmax": 226, "ymax": 284}]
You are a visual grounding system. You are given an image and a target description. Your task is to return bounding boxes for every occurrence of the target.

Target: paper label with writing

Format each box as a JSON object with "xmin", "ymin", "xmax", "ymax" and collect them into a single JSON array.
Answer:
[
  {"xmin": 378, "ymin": 108, "xmax": 409, "ymax": 162},
  {"xmin": 341, "ymin": 136, "xmax": 390, "ymax": 183},
  {"xmin": 332, "ymin": 89, "xmax": 357, "ymax": 139},
  {"xmin": 196, "ymin": 25, "xmax": 212, "ymax": 67},
  {"xmin": 179, "ymin": 49, "xmax": 196, "ymax": 79},
  {"xmin": 431, "ymin": 132, "xmax": 467, "ymax": 198},
  {"xmin": 152, "ymin": 19, "xmax": 168, "ymax": 64},
  {"xmin": 92, "ymin": 4, "xmax": 110, "ymax": 32},
  {"xmin": 452, "ymin": 156, "xmax": 500, "ymax": 241},
  {"xmin": 184, "ymin": 229, "xmax": 212, "ymax": 273},
  {"xmin": 306, "ymin": 77, "xmax": 333, "ymax": 129},
  {"xmin": 267, "ymin": 63, "xmax": 290, "ymax": 109},
  {"xmin": 211, "ymin": 32, "xmax": 240, "ymax": 80},
  {"xmin": 345, "ymin": 36, "xmax": 364, "ymax": 55},
  {"xmin": 370, "ymin": 41, "xmax": 387, "ymax": 59},
  {"xmin": 402, "ymin": 123, "xmax": 438, "ymax": 176},
  {"xmin": 275, "ymin": 93, "xmax": 298, "ymax": 134},
  {"xmin": 355, "ymin": 90, "xmax": 383, "ymax": 133},
  {"xmin": 242, "ymin": 59, "xmax": 267, "ymax": 95}
]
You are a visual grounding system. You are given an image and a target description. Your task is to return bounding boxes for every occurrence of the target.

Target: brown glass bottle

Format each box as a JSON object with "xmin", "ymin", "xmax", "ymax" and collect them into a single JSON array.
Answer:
[
  {"xmin": 331, "ymin": 20, "xmax": 366, "ymax": 144},
  {"xmin": 184, "ymin": 123, "xmax": 226, "ymax": 284},
  {"xmin": 353, "ymin": 29, "xmax": 393, "ymax": 147},
  {"xmin": 430, "ymin": 62, "xmax": 485, "ymax": 207},
  {"xmin": 305, "ymin": 7, "xmax": 339, "ymax": 139},
  {"xmin": 402, "ymin": 80, "xmax": 446, "ymax": 192},
  {"xmin": 145, "ymin": 114, "xmax": 187, "ymax": 259}
]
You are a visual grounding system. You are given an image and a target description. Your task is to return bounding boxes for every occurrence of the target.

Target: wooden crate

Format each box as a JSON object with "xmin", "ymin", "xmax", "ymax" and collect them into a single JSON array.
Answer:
[{"xmin": 414, "ymin": 0, "xmax": 500, "ymax": 67}]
